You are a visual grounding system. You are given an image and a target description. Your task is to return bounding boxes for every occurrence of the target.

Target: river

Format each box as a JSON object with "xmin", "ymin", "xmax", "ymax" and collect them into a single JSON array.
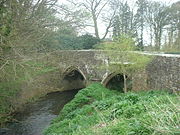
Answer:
[{"xmin": 0, "ymin": 90, "xmax": 78, "ymax": 135}]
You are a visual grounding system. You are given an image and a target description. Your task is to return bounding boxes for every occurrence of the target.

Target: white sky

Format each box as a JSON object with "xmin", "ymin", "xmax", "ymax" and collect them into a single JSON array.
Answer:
[
  {"xmin": 58, "ymin": 0, "xmax": 180, "ymax": 5},
  {"xmin": 57, "ymin": 0, "xmax": 180, "ymax": 43}
]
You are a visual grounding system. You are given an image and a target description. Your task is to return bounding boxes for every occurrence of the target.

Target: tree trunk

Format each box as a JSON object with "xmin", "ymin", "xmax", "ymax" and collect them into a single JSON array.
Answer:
[
  {"xmin": 123, "ymin": 74, "xmax": 127, "ymax": 93},
  {"xmin": 158, "ymin": 28, "xmax": 162, "ymax": 49},
  {"xmin": 150, "ymin": 25, "xmax": 153, "ymax": 47},
  {"xmin": 140, "ymin": 21, "xmax": 144, "ymax": 50},
  {"xmin": 155, "ymin": 32, "xmax": 160, "ymax": 51},
  {"xmin": 92, "ymin": 12, "xmax": 100, "ymax": 40}
]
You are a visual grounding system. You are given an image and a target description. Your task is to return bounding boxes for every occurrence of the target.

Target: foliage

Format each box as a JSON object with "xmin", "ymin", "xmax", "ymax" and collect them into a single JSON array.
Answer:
[
  {"xmin": 0, "ymin": 0, "xmax": 59, "ymax": 50},
  {"xmin": 43, "ymin": 33, "xmax": 100, "ymax": 50},
  {"xmin": 96, "ymin": 34, "xmax": 152, "ymax": 92},
  {"xmin": 0, "ymin": 1, "xmax": 61, "ymax": 123},
  {"xmin": 113, "ymin": 0, "xmax": 179, "ymax": 51},
  {"xmin": 135, "ymin": 0, "xmax": 148, "ymax": 50},
  {"xmin": 51, "ymin": 83, "xmax": 117, "ymax": 123},
  {"xmin": 161, "ymin": 43, "xmax": 180, "ymax": 53},
  {"xmin": 0, "ymin": 81, "xmax": 21, "ymax": 125},
  {"xmin": 58, "ymin": 34, "xmax": 100, "ymax": 50},
  {"xmin": 145, "ymin": 1, "xmax": 170, "ymax": 51},
  {"xmin": 79, "ymin": 34, "xmax": 100, "ymax": 49},
  {"xmin": 44, "ymin": 83, "xmax": 180, "ymax": 135},
  {"xmin": 95, "ymin": 34, "xmax": 135, "ymax": 50},
  {"xmin": 0, "ymin": 0, "xmax": 97, "ymax": 126},
  {"xmin": 112, "ymin": 1, "xmax": 137, "ymax": 44},
  {"xmin": 58, "ymin": 35, "xmax": 83, "ymax": 50},
  {"xmin": 39, "ymin": 23, "xmax": 78, "ymax": 51}
]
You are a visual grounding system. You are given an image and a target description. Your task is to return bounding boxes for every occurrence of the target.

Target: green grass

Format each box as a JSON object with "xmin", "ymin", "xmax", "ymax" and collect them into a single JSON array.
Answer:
[{"xmin": 44, "ymin": 83, "xmax": 180, "ymax": 135}]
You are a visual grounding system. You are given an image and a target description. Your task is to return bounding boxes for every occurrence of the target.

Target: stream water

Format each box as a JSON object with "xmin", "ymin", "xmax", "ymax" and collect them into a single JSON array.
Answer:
[{"xmin": 0, "ymin": 90, "xmax": 78, "ymax": 135}]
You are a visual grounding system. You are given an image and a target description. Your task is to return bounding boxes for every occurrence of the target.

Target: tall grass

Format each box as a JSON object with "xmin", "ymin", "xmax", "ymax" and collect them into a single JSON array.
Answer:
[
  {"xmin": 44, "ymin": 83, "xmax": 180, "ymax": 135},
  {"xmin": 144, "ymin": 96, "xmax": 180, "ymax": 134}
]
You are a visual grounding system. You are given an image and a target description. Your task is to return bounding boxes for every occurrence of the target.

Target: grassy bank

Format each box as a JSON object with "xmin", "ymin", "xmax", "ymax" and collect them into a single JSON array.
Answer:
[
  {"xmin": 44, "ymin": 83, "xmax": 180, "ymax": 135},
  {"xmin": 0, "ymin": 59, "xmax": 57, "ymax": 126}
]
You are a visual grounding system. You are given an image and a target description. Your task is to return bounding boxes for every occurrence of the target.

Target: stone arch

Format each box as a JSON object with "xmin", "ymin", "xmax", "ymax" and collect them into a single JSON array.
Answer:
[
  {"xmin": 101, "ymin": 72, "xmax": 128, "ymax": 92},
  {"xmin": 61, "ymin": 66, "xmax": 86, "ymax": 90},
  {"xmin": 63, "ymin": 66, "xmax": 86, "ymax": 81}
]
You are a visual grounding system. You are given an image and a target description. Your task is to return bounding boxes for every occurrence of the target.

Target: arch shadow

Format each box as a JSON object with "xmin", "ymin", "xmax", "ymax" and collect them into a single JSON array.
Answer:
[
  {"xmin": 102, "ymin": 72, "xmax": 131, "ymax": 92},
  {"xmin": 61, "ymin": 66, "xmax": 86, "ymax": 90}
]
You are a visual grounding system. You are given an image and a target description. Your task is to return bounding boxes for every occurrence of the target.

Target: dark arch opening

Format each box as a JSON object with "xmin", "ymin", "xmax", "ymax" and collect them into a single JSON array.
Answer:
[
  {"xmin": 103, "ymin": 73, "xmax": 132, "ymax": 92},
  {"xmin": 62, "ymin": 68, "xmax": 86, "ymax": 91},
  {"xmin": 64, "ymin": 70, "xmax": 85, "ymax": 81},
  {"xmin": 105, "ymin": 74, "xmax": 125, "ymax": 92}
]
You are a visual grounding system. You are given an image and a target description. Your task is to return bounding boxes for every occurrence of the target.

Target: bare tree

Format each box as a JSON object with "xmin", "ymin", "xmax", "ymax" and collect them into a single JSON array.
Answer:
[
  {"xmin": 0, "ymin": 0, "xmax": 61, "ymax": 54},
  {"xmin": 112, "ymin": 1, "xmax": 137, "ymax": 39},
  {"xmin": 65, "ymin": 0, "xmax": 116, "ymax": 40},
  {"xmin": 166, "ymin": 1, "xmax": 180, "ymax": 51},
  {"xmin": 145, "ymin": 1, "xmax": 169, "ymax": 50}
]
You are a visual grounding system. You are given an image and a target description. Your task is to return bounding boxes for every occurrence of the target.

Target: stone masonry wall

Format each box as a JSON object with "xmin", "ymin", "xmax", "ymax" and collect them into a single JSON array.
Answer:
[
  {"xmin": 46, "ymin": 51, "xmax": 180, "ymax": 92},
  {"xmin": 146, "ymin": 55, "xmax": 180, "ymax": 92},
  {"xmin": 21, "ymin": 51, "xmax": 180, "ymax": 97}
]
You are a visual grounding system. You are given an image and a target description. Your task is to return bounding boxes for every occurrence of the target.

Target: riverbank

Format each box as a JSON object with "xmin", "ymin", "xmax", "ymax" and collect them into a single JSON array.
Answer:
[
  {"xmin": 0, "ymin": 90, "xmax": 78, "ymax": 135},
  {"xmin": 0, "ymin": 58, "xmax": 57, "ymax": 126},
  {"xmin": 44, "ymin": 83, "xmax": 180, "ymax": 135}
]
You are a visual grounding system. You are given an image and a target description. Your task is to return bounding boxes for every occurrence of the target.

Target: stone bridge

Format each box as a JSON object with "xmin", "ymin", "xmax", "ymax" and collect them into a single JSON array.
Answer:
[
  {"xmin": 22, "ymin": 50, "xmax": 180, "ymax": 101},
  {"xmin": 35, "ymin": 51, "xmax": 179, "ymax": 90}
]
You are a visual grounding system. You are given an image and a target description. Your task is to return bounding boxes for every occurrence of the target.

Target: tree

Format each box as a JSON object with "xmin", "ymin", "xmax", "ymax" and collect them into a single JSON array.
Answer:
[
  {"xmin": 79, "ymin": 34, "xmax": 100, "ymax": 49},
  {"xmin": 135, "ymin": 0, "xmax": 148, "ymax": 50},
  {"xmin": 57, "ymin": 34, "xmax": 100, "ymax": 50},
  {"xmin": 39, "ymin": 22, "xmax": 79, "ymax": 51},
  {"xmin": 172, "ymin": 1, "xmax": 180, "ymax": 49},
  {"xmin": 112, "ymin": 1, "xmax": 137, "ymax": 39},
  {"xmin": 65, "ymin": 0, "xmax": 116, "ymax": 40},
  {"xmin": 145, "ymin": 1, "xmax": 169, "ymax": 51},
  {"xmin": 98, "ymin": 34, "xmax": 151, "ymax": 92},
  {"xmin": 56, "ymin": 2, "xmax": 89, "ymax": 32},
  {"xmin": 0, "ymin": 0, "xmax": 60, "ymax": 53},
  {"xmin": 0, "ymin": 0, "xmax": 12, "ymax": 46},
  {"xmin": 164, "ymin": 1, "xmax": 180, "ymax": 52}
]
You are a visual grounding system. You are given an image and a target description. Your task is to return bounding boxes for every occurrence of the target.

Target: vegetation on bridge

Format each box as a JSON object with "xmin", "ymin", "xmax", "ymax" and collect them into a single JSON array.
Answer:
[
  {"xmin": 44, "ymin": 83, "xmax": 180, "ymax": 135},
  {"xmin": 97, "ymin": 34, "xmax": 152, "ymax": 92}
]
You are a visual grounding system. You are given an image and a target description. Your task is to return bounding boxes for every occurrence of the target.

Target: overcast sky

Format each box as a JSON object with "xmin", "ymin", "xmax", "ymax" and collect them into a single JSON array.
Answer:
[
  {"xmin": 58, "ymin": 0, "xmax": 180, "ymax": 5},
  {"xmin": 57, "ymin": 0, "xmax": 180, "ymax": 43}
]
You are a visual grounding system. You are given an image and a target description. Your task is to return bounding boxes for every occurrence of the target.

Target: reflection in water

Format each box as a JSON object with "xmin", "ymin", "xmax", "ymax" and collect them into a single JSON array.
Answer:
[{"xmin": 1, "ymin": 90, "xmax": 78, "ymax": 135}]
